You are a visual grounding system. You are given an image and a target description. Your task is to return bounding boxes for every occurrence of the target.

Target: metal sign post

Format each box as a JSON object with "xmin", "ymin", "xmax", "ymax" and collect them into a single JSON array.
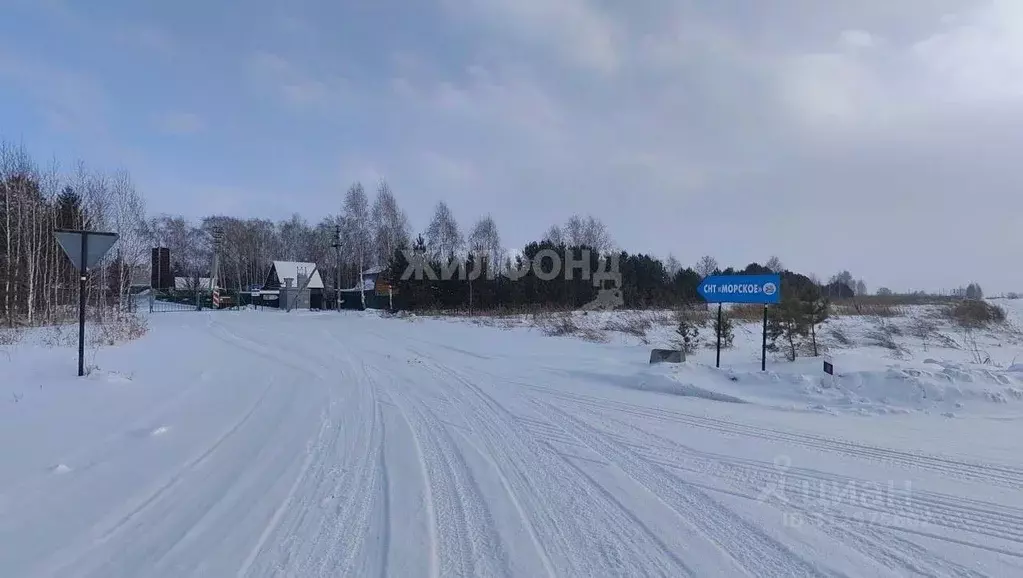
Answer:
[
  {"xmin": 762, "ymin": 305, "xmax": 768, "ymax": 371},
  {"xmin": 715, "ymin": 303, "xmax": 723, "ymax": 368},
  {"xmin": 53, "ymin": 229, "xmax": 119, "ymax": 376},
  {"xmin": 332, "ymin": 225, "xmax": 342, "ymax": 312},
  {"xmin": 697, "ymin": 273, "xmax": 781, "ymax": 371}
]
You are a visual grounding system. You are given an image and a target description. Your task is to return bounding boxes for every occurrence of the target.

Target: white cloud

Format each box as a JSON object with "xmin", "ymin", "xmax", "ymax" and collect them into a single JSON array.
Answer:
[
  {"xmin": 910, "ymin": 0, "xmax": 1023, "ymax": 103},
  {"xmin": 247, "ymin": 51, "xmax": 351, "ymax": 109},
  {"xmin": 773, "ymin": 0, "xmax": 1023, "ymax": 136},
  {"xmin": 443, "ymin": 0, "xmax": 623, "ymax": 74},
  {"xmin": 13, "ymin": 0, "xmax": 1023, "ymax": 291},
  {"xmin": 839, "ymin": 29, "xmax": 877, "ymax": 49}
]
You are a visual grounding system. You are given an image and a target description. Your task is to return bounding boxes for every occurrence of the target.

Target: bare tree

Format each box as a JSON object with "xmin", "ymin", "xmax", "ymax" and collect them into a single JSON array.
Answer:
[
  {"xmin": 110, "ymin": 170, "xmax": 147, "ymax": 311},
  {"xmin": 341, "ymin": 182, "xmax": 372, "ymax": 286},
  {"xmin": 277, "ymin": 213, "xmax": 310, "ymax": 262},
  {"xmin": 665, "ymin": 254, "xmax": 682, "ymax": 276},
  {"xmin": 371, "ymin": 180, "xmax": 410, "ymax": 266},
  {"xmin": 468, "ymin": 214, "xmax": 503, "ymax": 275},
  {"xmin": 765, "ymin": 255, "xmax": 784, "ymax": 273},
  {"xmin": 425, "ymin": 201, "xmax": 464, "ymax": 263},
  {"xmin": 696, "ymin": 255, "xmax": 718, "ymax": 278},
  {"xmin": 855, "ymin": 279, "xmax": 868, "ymax": 296},
  {"xmin": 829, "ymin": 270, "xmax": 854, "ymax": 288},
  {"xmin": 562, "ymin": 214, "xmax": 613, "ymax": 253},
  {"xmin": 543, "ymin": 224, "xmax": 564, "ymax": 246},
  {"xmin": 0, "ymin": 138, "xmax": 150, "ymax": 330},
  {"xmin": 152, "ymin": 215, "xmax": 200, "ymax": 279}
]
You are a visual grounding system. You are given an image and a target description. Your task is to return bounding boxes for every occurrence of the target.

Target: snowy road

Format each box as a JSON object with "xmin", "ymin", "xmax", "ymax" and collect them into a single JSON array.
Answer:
[{"xmin": 4, "ymin": 311, "xmax": 1023, "ymax": 577}]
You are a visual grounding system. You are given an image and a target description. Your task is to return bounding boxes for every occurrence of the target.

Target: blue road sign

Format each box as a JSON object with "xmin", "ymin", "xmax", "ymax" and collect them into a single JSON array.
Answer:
[{"xmin": 697, "ymin": 274, "xmax": 781, "ymax": 304}]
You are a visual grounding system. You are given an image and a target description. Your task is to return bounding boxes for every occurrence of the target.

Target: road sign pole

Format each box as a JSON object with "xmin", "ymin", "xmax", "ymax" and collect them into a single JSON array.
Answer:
[
  {"xmin": 715, "ymin": 303, "xmax": 722, "ymax": 368},
  {"xmin": 54, "ymin": 229, "xmax": 119, "ymax": 377},
  {"xmin": 695, "ymin": 273, "xmax": 780, "ymax": 371},
  {"xmin": 78, "ymin": 233, "xmax": 88, "ymax": 377},
  {"xmin": 761, "ymin": 304, "xmax": 768, "ymax": 372}
]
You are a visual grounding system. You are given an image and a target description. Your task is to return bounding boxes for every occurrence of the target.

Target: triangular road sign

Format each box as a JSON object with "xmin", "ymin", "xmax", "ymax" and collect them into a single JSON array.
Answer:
[{"xmin": 54, "ymin": 230, "xmax": 119, "ymax": 271}]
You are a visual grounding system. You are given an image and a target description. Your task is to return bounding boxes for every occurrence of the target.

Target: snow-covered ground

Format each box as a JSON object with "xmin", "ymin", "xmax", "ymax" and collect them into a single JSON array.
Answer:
[{"xmin": 2, "ymin": 302, "xmax": 1023, "ymax": 577}]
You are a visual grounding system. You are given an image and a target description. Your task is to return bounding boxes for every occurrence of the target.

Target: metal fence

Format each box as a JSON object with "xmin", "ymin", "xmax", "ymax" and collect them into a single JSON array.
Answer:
[
  {"xmin": 149, "ymin": 289, "xmax": 200, "ymax": 312},
  {"xmin": 148, "ymin": 289, "xmax": 243, "ymax": 312}
]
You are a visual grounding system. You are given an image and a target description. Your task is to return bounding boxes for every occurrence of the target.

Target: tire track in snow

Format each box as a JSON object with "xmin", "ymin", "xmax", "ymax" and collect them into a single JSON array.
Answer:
[
  {"xmin": 252, "ymin": 352, "xmax": 383, "ymax": 577},
  {"xmin": 612, "ymin": 432, "xmax": 1023, "ymax": 546},
  {"xmin": 383, "ymin": 383, "xmax": 440, "ymax": 578},
  {"xmin": 235, "ymin": 406, "xmax": 332, "ymax": 578},
  {"xmin": 25, "ymin": 316, "xmax": 333, "ymax": 578},
  {"xmin": 384, "ymin": 370, "xmax": 510, "ymax": 578},
  {"xmin": 93, "ymin": 376, "xmax": 276, "ymax": 545},
  {"xmin": 531, "ymin": 386, "xmax": 1023, "ymax": 489},
  {"xmin": 376, "ymin": 396, "xmax": 393, "ymax": 578},
  {"xmin": 406, "ymin": 354, "xmax": 703, "ymax": 577},
  {"xmin": 446, "ymin": 429, "xmax": 559, "ymax": 578},
  {"xmin": 199, "ymin": 318, "xmax": 385, "ymax": 576},
  {"xmin": 535, "ymin": 401, "xmax": 833, "ymax": 578},
  {"xmin": 573, "ymin": 406, "xmax": 1002, "ymax": 577},
  {"xmin": 37, "ymin": 374, "xmax": 286, "ymax": 576}
]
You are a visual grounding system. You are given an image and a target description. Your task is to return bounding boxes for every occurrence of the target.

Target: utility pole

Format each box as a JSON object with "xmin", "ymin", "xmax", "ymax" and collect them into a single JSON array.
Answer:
[
  {"xmin": 359, "ymin": 249, "xmax": 366, "ymax": 310},
  {"xmin": 210, "ymin": 226, "xmax": 223, "ymax": 309},
  {"xmin": 331, "ymin": 224, "xmax": 342, "ymax": 311}
]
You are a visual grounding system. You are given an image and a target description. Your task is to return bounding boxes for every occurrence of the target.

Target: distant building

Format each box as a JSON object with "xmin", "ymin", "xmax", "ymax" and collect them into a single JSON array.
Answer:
[
  {"xmin": 151, "ymin": 247, "xmax": 171, "ymax": 289},
  {"xmin": 263, "ymin": 261, "xmax": 324, "ymax": 310},
  {"xmin": 339, "ymin": 265, "xmax": 390, "ymax": 310}
]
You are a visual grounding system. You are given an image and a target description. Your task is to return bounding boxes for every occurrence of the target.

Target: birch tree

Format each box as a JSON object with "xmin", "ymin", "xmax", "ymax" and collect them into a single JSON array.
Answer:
[
  {"xmin": 341, "ymin": 182, "xmax": 372, "ymax": 286},
  {"xmin": 425, "ymin": 201, "xmax": 463, "ymax": 263},
  {"xmin": 110, "ymin": 170, "xmax": 147, "ymax": 311},
  {"xmin": 468, "ymin": 214, "xmax": 502, "ymax": 275},
  {"xmin": 371, "ymin": 180, "xmax": 410, "ymax": 267}
]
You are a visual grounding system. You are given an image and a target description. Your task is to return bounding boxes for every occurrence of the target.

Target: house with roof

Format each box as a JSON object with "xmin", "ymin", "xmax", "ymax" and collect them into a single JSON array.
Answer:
[
  {"xmin": 262, "ymin": 261, "xmax": 325, "ymax": 310},
  {"xmin": 338, "ymin": 265, "xmax": 392, "ymax": 310}
]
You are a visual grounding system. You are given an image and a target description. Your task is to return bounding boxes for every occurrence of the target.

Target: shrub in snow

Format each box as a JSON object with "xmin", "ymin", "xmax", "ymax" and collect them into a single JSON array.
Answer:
[
  {"xmin": 0, "ymin": 325, "xmax": 22, "ymax": 346},
  {"xmin": 89, "ymin": 312, "xmax": 149, "ymax": 347},
  {"xmin": 767, "ymin": 295, "xmax": 811, "ymax": 362},
  {"xmin": 908, "ymin": 316, "xmax": 939, "ymax": 344},
  {"xmin": 806, "ymin": 296, "xmax": 830, "ymax": 357},
  {"xmin": 42, "ymin": 324, "xmax": 76, "ymax": 347},
  {"xmin": 577, "ymin": 327, "xmax": 610, "ymax": 343},
  {"xmin": 710, "ymin": 310, "xmax": 734, "ymax": 349},
  {"xmin": 539, "ymin": 311, "xmax": 578, "ymax": 337},
  {"xmin": 828, "ymin": 326, "xmax": 852, "ymax": 347},
  {"xmin": 944, "ymin": 300, "xmax": 1006, "ymax": 329},
  {"xmin": 865, "ymin": 317, "xmax": 907, "ymax": 358},
  {"xmin": 674, "ymin": 307, "xmax": 703, "ymax": 355},
  {"xmin": 604, "ymin": 313, "xmax": 652, "ymax": 338}
]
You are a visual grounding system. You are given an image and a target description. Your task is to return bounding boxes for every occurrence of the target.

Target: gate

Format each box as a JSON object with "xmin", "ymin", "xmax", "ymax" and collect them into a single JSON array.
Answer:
[
  {"xmin": 149, "ymin": 288, "xmax": 241, "ymax": 312},
  {"xmin": 149, "ymin": 289, "xmax": 201, "ymax": 312}
]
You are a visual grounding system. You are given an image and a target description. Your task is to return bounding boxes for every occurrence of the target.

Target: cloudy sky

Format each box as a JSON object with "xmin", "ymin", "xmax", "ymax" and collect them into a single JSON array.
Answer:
[{"xmin": 1, "ymin": 0, "xmax": 1021, "ymax": 293}]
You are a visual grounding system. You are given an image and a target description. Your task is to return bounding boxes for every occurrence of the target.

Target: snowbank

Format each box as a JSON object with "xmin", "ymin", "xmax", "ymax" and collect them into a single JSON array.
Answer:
[{"xmin": 431, "ymin": 300, "xmax": 1023, "ymax": 416}]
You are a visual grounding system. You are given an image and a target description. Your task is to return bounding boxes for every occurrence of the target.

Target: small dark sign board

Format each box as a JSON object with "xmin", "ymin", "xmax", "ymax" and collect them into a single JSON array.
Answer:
[
  {"xmin": 823, "ymin": 359, "xmax": 834, "ymax": 375},
  {"xmin": 650, "ymin": 349, "xmax": 684, "ymax": 364}
]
